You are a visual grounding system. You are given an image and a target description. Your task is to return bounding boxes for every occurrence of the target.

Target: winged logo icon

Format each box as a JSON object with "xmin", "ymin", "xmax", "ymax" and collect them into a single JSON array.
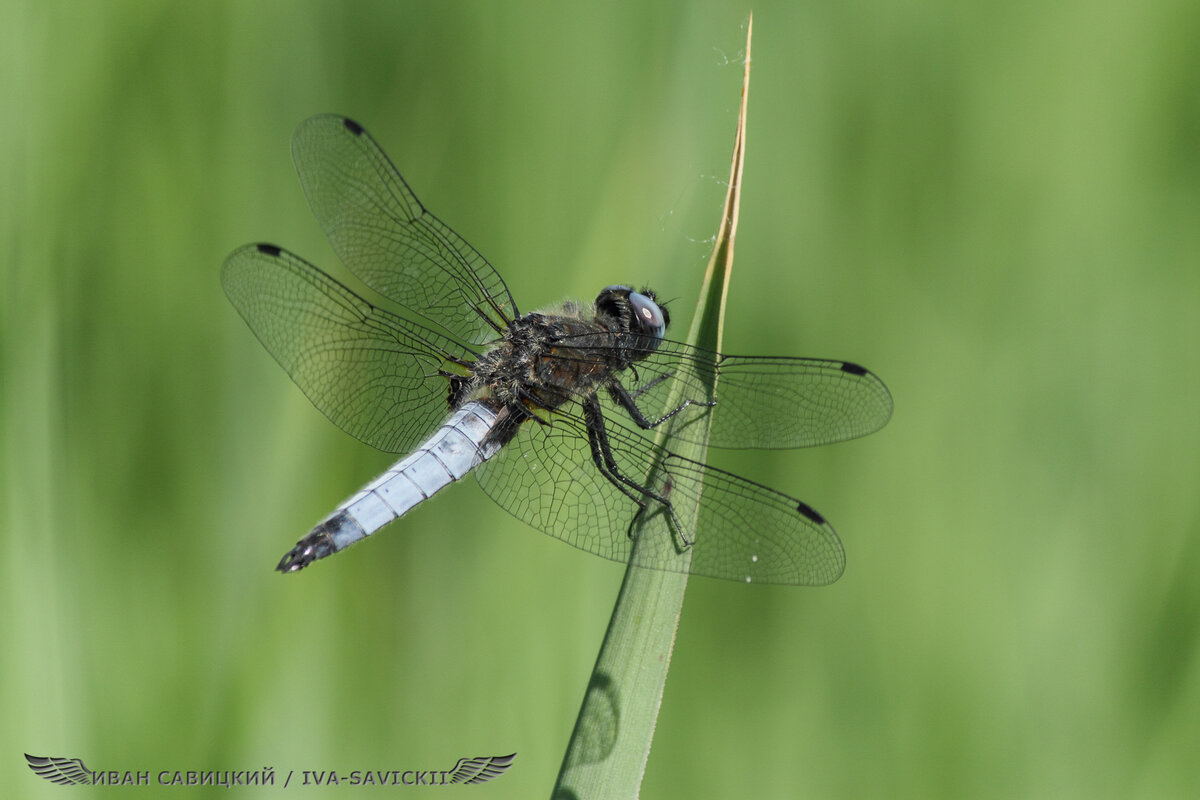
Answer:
[
  {"xmin": 25, "ymin": 754, "xmax": 94, "ymax": 786},
  {"xmin": 447, "ymin": 752, "xmax": 516, "ymax": 784}
]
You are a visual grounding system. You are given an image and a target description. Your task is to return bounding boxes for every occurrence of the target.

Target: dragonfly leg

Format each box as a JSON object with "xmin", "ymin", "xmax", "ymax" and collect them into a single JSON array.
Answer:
[
  {"xmin": 608, "ymin": 380, "xmax": 717, "ymax": 431},
  {"xmin": 625, "ymin": 368, "xmax": 667, "ymax": 400},
  {"xmin": 582, "ymin": 396, "xmax": 688, "ymax": 546},
  {"xmin": 629, "ymin": 475, "xmax": 691, "ymax": 549}
]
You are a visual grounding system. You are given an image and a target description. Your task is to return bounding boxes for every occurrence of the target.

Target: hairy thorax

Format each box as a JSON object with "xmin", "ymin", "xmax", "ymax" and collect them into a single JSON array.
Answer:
[{"xmin": 469, "ymin": 309, "xmax": 620, "ymax": 414}]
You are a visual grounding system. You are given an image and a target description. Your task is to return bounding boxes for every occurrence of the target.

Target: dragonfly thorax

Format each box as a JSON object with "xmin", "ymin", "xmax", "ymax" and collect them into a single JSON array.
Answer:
[{"xmin": 466, "ymin": 287, "xmax": 669, "ymax": 419}]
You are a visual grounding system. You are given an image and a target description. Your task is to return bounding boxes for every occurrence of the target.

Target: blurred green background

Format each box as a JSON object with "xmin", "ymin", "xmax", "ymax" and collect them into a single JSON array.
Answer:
[{"xmin": 4, "ymin": 1, "xmax": 1199, "ymax": 797}]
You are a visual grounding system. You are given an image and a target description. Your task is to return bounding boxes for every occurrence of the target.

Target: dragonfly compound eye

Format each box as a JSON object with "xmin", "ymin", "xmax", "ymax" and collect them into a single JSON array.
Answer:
[{"xmin": 628, "ymin": 291, "xmax": 666, "ymax": 338}]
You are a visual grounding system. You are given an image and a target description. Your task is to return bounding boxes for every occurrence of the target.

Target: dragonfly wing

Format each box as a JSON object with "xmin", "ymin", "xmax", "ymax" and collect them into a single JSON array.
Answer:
[
  {"xmin": 222, "ymin": 243, "xmax": 475, "ymax": 454},
  {"xmin": 557, "ymin": 333, "xmax": 893, "ymax": 450},
  {"xmin": 474, "ymin": 406, "xmax": 844, "ymax": 585},
  {"xmin": 291, "ymin": 115, "xmax": 518, "ymax": 344}
]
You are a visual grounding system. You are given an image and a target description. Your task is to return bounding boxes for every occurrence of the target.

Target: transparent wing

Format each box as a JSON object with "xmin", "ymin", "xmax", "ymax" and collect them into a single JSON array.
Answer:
[
  {"xmin": 222, "ymin": 243, "xmax": 477, "ymax": 455},
  {"xmin": 474, "ymin": 406, "xmax": 845, "ymax": 585},
  {"xmin": 291, "ymin": 115, "xmax": 518, "ymax": 344},
  {"xmin": 553, "ymin": 333, "xmax": 893, "ymax": 450}
]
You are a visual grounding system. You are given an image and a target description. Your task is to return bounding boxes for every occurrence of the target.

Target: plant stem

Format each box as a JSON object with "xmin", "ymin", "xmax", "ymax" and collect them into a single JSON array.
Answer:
[{"xmin": 552, "ymin": 15, "xmax": 752, "ymax": 798}]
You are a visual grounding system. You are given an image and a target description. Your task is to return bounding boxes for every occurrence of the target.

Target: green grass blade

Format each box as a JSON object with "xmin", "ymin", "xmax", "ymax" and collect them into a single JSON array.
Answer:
[{"xmin": 552, "ymin": 16, "xmax": 752, "ymax": 799}]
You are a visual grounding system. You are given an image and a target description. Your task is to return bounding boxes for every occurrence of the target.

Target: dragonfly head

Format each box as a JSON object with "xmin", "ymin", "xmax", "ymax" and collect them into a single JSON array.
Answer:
[{"xmin": 596, "ymin": 285, "xmax": 670, "ymax": 347}]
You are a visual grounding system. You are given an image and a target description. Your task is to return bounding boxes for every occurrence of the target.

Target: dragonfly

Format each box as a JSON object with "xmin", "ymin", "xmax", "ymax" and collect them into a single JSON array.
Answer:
[{"xmin": 222, "ymin": 115, "xmax": 892, "ymax": 585}]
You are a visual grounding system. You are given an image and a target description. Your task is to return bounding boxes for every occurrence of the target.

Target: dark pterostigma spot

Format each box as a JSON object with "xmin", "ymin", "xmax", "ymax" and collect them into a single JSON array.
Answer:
[
  {"xmin": 840, "ymin": 361, "xmax": 868, "ymax": 376},
  {"xmin": 343, "ymin": 117, "xmax": 364, "ymax": 136},
  {"xmin": 796, "ymin": 501, "xmax": 826, "ymax": 524},
  {"xmin": 25, "ymin": 754, "xmax": 93, "ymax": 786},
  {"xmin": 255, "ymin": 243, "xmax": 282, "ymax": 257}
]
